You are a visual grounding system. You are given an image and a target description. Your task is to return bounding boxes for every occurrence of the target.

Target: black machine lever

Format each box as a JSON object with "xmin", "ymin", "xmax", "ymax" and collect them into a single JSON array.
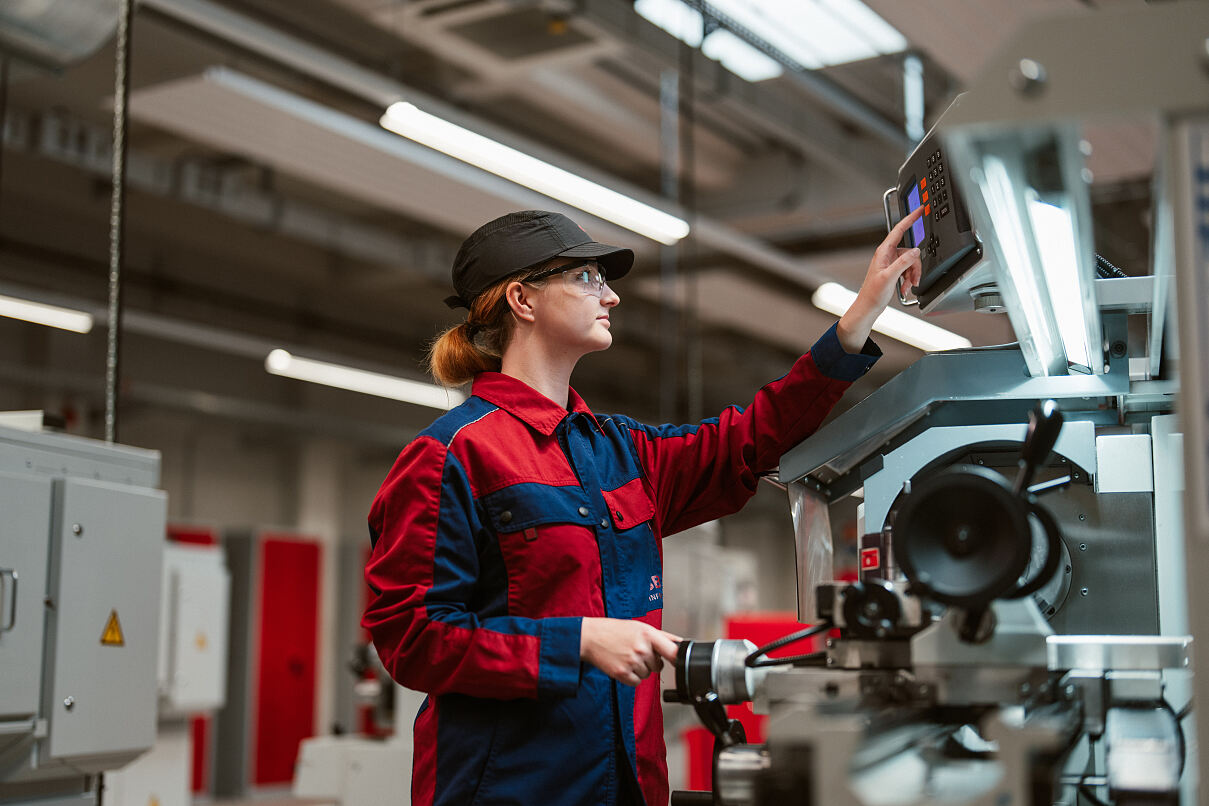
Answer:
[
  {"xmin": 1027, "ymin": 475, "xmax": 1072, "ymax": 496},
  {"xmin": 1013, "ymin": 400, "xmax": 1064, "ymax": 496}
]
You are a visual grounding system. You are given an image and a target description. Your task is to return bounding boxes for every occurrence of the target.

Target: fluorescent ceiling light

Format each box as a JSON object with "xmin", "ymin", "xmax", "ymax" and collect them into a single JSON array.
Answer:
[
  {"xmin": 635, "ymin": 0, "xmax": 783, "ymax": 81},
  {"xmin": 0, "ymin": 293, "xmax": 93, "ymax": 333},
  {"xmin": 811, "ymin": 283, "xmax": 973, "ymax": 352},
  {"xmin": 701, "ymin": 29, "xmax": 784, "ymax": 82},
  {"xmin": 265, "ymin": 349, "xmax": 466, "ymax": 410},
  {"xmin": 635, "ymin": 0, "xmax": 906, "ymax": 75},
  {"xmin": 635, "ymin": 0, "xmax": 705, "ymax": 47},
  {"xmin": 380, "ymin": 102, "xmax": 689, "ymax": 245}
]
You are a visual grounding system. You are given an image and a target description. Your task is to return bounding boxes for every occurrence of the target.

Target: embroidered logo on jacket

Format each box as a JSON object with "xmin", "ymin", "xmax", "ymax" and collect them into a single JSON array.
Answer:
[{"xmin": 648, "ymin": 574, "xmax": 662, "ymax": 604}]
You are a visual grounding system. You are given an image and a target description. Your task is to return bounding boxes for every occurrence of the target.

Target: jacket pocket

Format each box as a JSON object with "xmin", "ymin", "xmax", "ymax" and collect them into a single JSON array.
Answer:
[
  {"xmin": 602, "ymin": 477, "xmax": 656, "ymax": 531},
  {"xmin": 603, "ymin": 478, "xmax": 663, "ymax": 615},
  {"xmin": 481, "ymin": 482, "xmax": 596, "ymax": 534},
  {"xmin": 481, "ymin": 484, "xmax": 605, "ymax": 618}
]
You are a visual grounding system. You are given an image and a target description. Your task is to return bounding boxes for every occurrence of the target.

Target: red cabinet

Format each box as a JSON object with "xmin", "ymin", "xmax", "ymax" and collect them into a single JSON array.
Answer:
[{"xmin": 214, "ymin": 530, "xmax": 322, "ymax": 796}]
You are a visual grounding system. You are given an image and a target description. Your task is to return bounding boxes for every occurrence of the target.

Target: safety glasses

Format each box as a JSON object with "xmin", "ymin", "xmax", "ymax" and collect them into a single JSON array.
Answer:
[{"xmin": 524, "ymin": 261, "xmax": 609, "ymax": 298}]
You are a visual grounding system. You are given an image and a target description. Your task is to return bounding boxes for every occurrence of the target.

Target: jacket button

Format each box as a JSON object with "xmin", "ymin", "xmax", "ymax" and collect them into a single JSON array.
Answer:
[
  {"xmin": 599, "ymin": 518, "xmax": 609, "ymax": 528},
  {"xmin": 578, "ymin": 506, "xmax": 589, "ymax": 517},
  {"xmin": 500, "ymin": 510, "xmax": 512, "ymax": 525},
  {"xmin": 615, "ymin": 510, "xmax": 624, "ymax": 522}
]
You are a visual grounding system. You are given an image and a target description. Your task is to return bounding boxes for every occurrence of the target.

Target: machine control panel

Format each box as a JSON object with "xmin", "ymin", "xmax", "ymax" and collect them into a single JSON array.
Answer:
[{"xmin": 885, "ymin": 129, "xmax": 982, "ymax": 309}]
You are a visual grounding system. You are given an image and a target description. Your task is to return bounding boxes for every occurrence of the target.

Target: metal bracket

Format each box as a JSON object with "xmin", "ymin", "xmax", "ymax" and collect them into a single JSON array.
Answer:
[{"xmin": 0, "ymin": 568, "xmax": 16, "ymax": 633}]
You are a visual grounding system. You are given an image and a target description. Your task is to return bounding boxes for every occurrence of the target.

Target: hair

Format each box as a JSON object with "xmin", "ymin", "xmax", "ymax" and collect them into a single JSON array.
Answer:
[{"xmin": 427, "ymin": 269, "xmax": 548, "ymax": 387}]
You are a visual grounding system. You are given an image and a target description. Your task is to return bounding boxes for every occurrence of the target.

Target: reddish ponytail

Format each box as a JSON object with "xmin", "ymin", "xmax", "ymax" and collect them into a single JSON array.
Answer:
[{"xmin": 428, "ymin": 271, "xmax": 545, "ymax": 387}]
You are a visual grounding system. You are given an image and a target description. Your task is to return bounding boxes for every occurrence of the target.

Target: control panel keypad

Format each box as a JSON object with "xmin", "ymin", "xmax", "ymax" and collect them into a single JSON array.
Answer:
[
  {"xmin": 926, "ymin": 150, "xmax": 951, "ymax": 219},
  {"xmin": 897, "ymin": 136, "xmax": 980, "ymax": 304}
]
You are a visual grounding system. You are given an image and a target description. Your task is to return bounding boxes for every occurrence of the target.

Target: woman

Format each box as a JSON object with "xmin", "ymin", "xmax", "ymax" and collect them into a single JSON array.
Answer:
[{"xmin": 363, "ymin": 208, "xmax": 924, "ymax": 806}]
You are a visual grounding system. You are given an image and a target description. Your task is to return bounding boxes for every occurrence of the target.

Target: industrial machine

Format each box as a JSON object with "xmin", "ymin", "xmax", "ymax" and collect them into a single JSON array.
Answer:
[
  {"xmin": 668, "ymin": 3, "xmax": 1209, "ymax": 804},
  {"xmin": 0, "ymin": 417, "xmax": 167, "ymax": 806},
  {"xmin": 670, "ymin": 402, "xmax": 1190, "ymax": 805}
]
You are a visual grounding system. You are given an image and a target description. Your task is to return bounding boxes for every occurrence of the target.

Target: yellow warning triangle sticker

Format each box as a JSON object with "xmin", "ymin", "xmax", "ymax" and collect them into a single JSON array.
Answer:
[{"xmin": 101, "ymin": 610, "xmax": 125, "ymax": 646}]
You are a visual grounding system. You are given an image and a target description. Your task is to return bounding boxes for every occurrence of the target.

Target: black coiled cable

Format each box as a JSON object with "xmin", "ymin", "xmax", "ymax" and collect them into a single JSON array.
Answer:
[{"xmin": 744, "ymin": 622, "xmax": 832, "ymax": 668}]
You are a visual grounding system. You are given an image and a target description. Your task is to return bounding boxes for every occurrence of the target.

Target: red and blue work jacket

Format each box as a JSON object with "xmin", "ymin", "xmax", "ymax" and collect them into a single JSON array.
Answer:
[{"xmin": 363, "ymin": 324, "xmax": 879, "ymax": 806}]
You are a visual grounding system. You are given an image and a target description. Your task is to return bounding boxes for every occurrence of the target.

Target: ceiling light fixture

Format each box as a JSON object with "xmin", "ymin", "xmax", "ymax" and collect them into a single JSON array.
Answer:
[
  {"xmin": 380, "ymin": 102, "xmax": 690, "ymax": 245},
  {"xmin": 635, "ymin": 0, "xmax": 906, "ymax": 76},
  {"xmin": 0, "ymin": 293, "xmax": 94, "ymax": 333},
  {"xmin": 265, "ymin": 349, "xmax": 466, "ymax": 410},
  {"xmin": 811, "ymin": 283, "xmax": 973, "ymax": 352}
]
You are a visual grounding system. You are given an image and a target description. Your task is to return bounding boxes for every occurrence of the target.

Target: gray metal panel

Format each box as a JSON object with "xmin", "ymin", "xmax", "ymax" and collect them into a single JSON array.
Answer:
[
  {"xmin": 1171, "ymin": 116, "xmax": 1209, "ymax": 806},
  {"xmin": 333, "ymin": 541, "xmax": 366, "ymax": 735},
  {"xmin": 44, "ymin": 478, "xmax": 165, "ymax": 763},
  {"xmin": 1043, "ymin": 488, "xmax": 1158, "ymax": 637},
  {"xmin": 0, "ymin": 472, "xmax": 53, "ymax": 722},
  {"xmin": 1097, "ymin": 276, "xmax": 1156, "ymax": 314},
  {"xmin": 1047, "ymin": 636, "xmax": 1191, "ymax": 672},
  {"xmin": 0, "ymin": 426, "xmax": 159, "ymax": 488},
  {"xmin": 779, "ymin": 346, "xmax": 1127, "ymax": 486},
  {"xmin": 212, "ymin": 531, "xmax": 255, "ymax": 798}
]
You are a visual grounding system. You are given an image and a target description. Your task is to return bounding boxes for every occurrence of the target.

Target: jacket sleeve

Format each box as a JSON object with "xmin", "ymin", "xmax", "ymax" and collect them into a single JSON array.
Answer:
[
  {"xmin": 624, "ymin": 324, "xmax": 880, "ymax": 537},
  {"xmin": 362, "ymin": 435, "xmax": 581, "ymax": 700}
]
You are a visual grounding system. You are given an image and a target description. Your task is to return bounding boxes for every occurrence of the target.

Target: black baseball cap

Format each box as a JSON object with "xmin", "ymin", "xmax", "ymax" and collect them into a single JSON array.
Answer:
[{"xmin": 445, "ymin": 210, "xmax": 634, "ymax": 309}]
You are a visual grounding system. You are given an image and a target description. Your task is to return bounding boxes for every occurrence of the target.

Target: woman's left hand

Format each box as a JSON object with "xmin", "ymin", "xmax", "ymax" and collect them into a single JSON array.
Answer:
[{"xmin": 836, "ymin": 205, "xmax": 926, "ymax": 353}]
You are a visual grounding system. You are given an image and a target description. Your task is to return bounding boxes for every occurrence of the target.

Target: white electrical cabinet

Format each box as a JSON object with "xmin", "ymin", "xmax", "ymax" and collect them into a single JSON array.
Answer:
[
  {"xmin": 106, "ymin": 542, "xmax": 231, "ymax": 806},
  {"xmin": 158, "ymin": 544, "xmax": 230, "ymax": 716}
]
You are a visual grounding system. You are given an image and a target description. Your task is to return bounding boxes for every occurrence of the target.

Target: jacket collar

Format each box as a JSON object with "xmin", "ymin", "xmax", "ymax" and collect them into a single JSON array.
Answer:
[{"xmin": 471, "ymin": 372, "xmax": 599, "ymax": 436}]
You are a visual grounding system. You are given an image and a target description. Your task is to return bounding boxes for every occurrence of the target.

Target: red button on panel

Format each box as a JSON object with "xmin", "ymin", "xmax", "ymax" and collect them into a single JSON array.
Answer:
[
  {"xmin": 920, "ymin": 178, "xmax": 926, "ymax": 190},
  {"xmin": 924, "ymin": 203, "xmax": 931, "ymax": 216},
  {"xmin": 921, "ymin": 190, "xmax": 929, "ymax": 204}
]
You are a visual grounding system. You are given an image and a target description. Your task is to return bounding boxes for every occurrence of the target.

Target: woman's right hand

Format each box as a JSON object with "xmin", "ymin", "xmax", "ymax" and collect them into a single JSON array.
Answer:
[{"xmin": 580, "ymin": 617, "xmax": 682, "ymax": 687}]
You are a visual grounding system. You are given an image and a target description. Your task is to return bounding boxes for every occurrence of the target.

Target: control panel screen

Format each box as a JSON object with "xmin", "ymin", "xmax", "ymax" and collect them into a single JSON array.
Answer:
[{"xmin": 905, "ymin": 182, "xmax": 925, "ymax": 248}]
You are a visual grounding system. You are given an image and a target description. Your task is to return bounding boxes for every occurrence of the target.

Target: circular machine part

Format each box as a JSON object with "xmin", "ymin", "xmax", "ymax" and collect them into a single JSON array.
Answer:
[
  {"xmin": 673, "ymin": 639, "xmax": 758, "ymax": 705},
  {"xmin": 711, "ymin": 639, "xmax": 757, "ymax": 704},
  {"xmin": 1024, "ymin": 525, "xmax": 1073, "ymax": 619},
  {"xmin": 676, "ymin": 640, "xmax": 716, "ymax": 704},
  {"xmin": 894, "ymin": 465, "xmax": 1033, "ymax": 609},
  {"xmin": 841, "ymin": 581, "xmax": 903, "ymax": 638},
  {"xmin": 970, "ymin": 284, "xmax": 1006, "ymax": 313},
  {"xmin": 715, "ymin": 744, "xmax": 770, "ymax": 806}
]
